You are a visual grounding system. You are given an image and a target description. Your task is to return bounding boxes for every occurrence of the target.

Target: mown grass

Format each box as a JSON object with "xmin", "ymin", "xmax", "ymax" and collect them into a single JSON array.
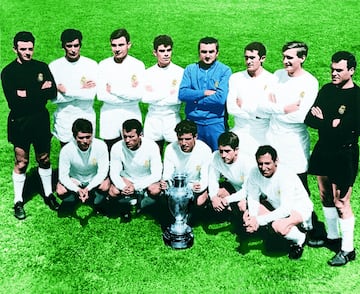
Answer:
[{"xmin": 1, "ymin": 0, "xmax": 360, "ymax": 293}]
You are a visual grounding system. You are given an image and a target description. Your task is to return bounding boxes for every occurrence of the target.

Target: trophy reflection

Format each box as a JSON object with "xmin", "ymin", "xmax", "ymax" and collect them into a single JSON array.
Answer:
[{"xmin": 163, "ymin": 173, "xmax": 194, "ymax": 249}]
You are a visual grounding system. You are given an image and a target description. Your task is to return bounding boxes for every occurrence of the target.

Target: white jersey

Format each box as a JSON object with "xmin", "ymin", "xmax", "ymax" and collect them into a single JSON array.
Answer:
[
  {"xmin": 227, "ymin": 69, "xmax": 276, "ymax": 158},
  {"xmin": 208, "ymin": 151, "xmax": 255, "ymax": 202},
  {"xmin": 58, "ymin": 138, "xmax": 109, "ymax": 192},
  {"xmin": 110, "ymin": 137, "xmax": 162, "ymax": 191},
  {"xmin": 97, "ymin": 55, "xmax": 145, "ymax": 139},
  {"xmin": 142, "ymin": 62, "xmax": 184, "ymax": 142},
  {"xmin": 264, "ymin": 69, "xmax": 318, "ymax": 173},
  {"xmin": 49, "ymin": 56, "xmax": 97, "ymax": 142},
  {"xmin": 247, "ymin": 164, "xmax": 313, "ymax": 226},
  {"xmin": 162, "ymin": 140, "xmax": 212, "ymax": 192}
]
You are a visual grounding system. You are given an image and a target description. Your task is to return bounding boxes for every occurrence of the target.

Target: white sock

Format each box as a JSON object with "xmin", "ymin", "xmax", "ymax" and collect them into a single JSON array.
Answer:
[
  {"xmin": 339, "ymin": 217, "xmax": 355, "ymax": 252},
  {"xmin": 38, "ymin": 167, "xmax": 53, "ymax": 197},
  {"xmin": 12, "ymin": 171, "xmax": 26, "ymax": 204},
  {"xmin": 322, "ymin": 206, "xmax": 340, "ymax": 240},
  {"xmin": 285, "ymin": 226, "xmax": 306, "ymax": 246}
]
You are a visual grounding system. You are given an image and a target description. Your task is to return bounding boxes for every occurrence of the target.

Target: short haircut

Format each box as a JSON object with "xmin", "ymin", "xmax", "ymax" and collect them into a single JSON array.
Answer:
[
  {"xmin": 110, "ymin": 28, "xmax": 130, "ymax": 43},
  {"xmin": 244, "ymin": 42, "xmax": 266, "ymax": 58},
  {"xmin": 122, "ymin": 119, "xmax": 143, "ymax": 135},
  {"xmin": 72, "ymin": 118, "xmax": 93, "ymax": 137},
  {"xmin": 255, "ymin": 145, "xmax": 278, "ymax": 162},
  {"xmin": 175, "ymin": 120, "xmax": 197, "ymax": 137},
  {"xmin": 60, "ymin": 29, "xmax": 83, "ymax": 48},
  {"xmin": 153, "ymin": 35, "xmax": 173, "ymax": 50},
  {"xmin": 217, "ymin": 132, "xmax": 239, "ymax": 150},
  {"xmin": 13, "ymin": 31, "xmax": 35, "ymax": 48},
  {"xmin": 282, "ymin": 41, "xmax": 308, "ymax": 58},
  {"xmin": 198, "ymin": 36, "xmax": 219, "ymax": 52},
  {"xmin": 332, "ymin": 51, "xmax": 357, "ymax": 70}
]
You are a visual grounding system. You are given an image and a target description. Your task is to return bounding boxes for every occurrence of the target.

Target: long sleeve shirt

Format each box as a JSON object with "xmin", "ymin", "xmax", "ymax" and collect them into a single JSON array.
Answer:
[
  {"xmin": 110, "ymin": 138, "xmax": 162, "ymax": 191},
  {"xmin": 179, "ymin": 60, "xmax": 232, "ymax": 125}
]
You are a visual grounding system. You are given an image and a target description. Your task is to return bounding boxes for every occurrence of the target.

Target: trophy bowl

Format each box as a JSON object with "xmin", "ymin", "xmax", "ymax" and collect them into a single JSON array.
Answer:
[{"xmin": 163, "ymin": 173, "xmax": 194, "ymax": 249}]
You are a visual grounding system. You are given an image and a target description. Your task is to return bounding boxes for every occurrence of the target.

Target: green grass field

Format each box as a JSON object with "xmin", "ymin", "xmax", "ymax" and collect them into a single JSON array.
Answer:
[{"xmin": 1, "ymin": 0, "xmax": 360, "ymax": 293}]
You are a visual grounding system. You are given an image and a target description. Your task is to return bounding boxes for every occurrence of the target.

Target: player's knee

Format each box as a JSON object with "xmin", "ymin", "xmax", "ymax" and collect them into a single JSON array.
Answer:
[
  {"xmin": 108, "ymin": 184, "xmax": 120, "ymax": 197},
  {"xmin": 147, "ymin": 182, "xmax": 161, "ymax": 197},
  {"xmin": 37, "ymin": 152, "xmax": 50, "ymax": 168},
  {"xmin": 56, "ymin": 183, "xmax": 68, "ymax": 196},
  {"xmin": 15, "ymin": 158, "xmax": 29, "ymax": 173}
]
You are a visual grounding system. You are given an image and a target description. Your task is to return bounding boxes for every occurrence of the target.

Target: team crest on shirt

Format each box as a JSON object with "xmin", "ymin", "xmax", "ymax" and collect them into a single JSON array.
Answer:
[
  {"xmin": 172, "ymin": 79, "xmax": 177, "ymax": 86},
  {"xmin": 277, "ymin": 190, "xmax": 281, "ymax": 197},
  {"xmin": 37, "ymin": 73, "xmax": 44, "ymax": 82},
  {"xmin": 264, "ymin": 84, "xmax": 268, "ymax": 91},
  {"xmin": 214, "ymin": 81, "xmax": 219, "ymax": 88},
  {"xmin": 239, "ymin": 175, "xmax": 244, "ymax": 183},
  {"xmin": 144, "ymin": 160, "xmax": 150, "ymax": 168},
  {"xmin": 80, "ymin": 76, "xmax": 87, "ymax": 85},
  {"xmin": 91, "ymin": 158, "xmax": 97, "ymax": 166},
  {"xmin": 338, "ymin": 105, "xmax": 346, "ymax": 115},
  {"xmin": 299, "ymin": 91, "xmax": 305, "ymax": 99},
  {"xmin": 195, "ymin": 165, "xmax": 201, "ymax": 172}
]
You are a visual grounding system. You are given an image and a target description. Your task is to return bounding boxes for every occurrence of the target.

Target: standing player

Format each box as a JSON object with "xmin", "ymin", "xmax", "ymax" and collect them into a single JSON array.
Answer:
[
  {"xmin": 179, "ymin": 37, "xmax": 232, "ymax": 151},
  {"xmin": 142, "ymin": 35, "xmax": 184, "ymax": 155},
  {"xmin": 305, "ymin": 51, "xmax": 360, "ymax": 266},
  {"xmin": 227, "ymin": 42, "xmax": 277, "ymax": 159},
  {"xmin": 1, "ymin": 31, "xmax": 59, "ymax": 219},
  {"xmin": 98, "ymin": 28, "xmax": 145, "ymax": 151},
  {"xmin": 49, "ymin": 29, "xmax": 97, "ymax": 146}
]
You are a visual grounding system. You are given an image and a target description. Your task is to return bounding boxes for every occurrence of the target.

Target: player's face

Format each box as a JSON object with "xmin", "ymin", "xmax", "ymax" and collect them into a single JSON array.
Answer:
[
  {"xmin": 331, "ymin": 59, "xmax": 354, "ymax": 87},
  {"xmin": 177, "ymin": 133, "xmax": 196, "ymax": 153},
  {"xmin": 76, "ymin": 132, "xmax": 93, "ymax": 151},
  {"xmin": 282, "ymin": 48, "xmax": 305, "ymax": 76},
  {"xmin": 256, "ymin": 153, "xmax": 277, "ymax": 178},
  {"xmin": 111, "ymin": 37, "xmax": 131, "ymax": 62},
  {"xmin": 154, "ymin": 45, "xmax": 172, "ymax": 68},
  {"xmin": 199, "ymin": 43, "xmax": 218, "ymax": 65},
  {"xmin": 14, "ymin": 41, "xmax": 34, "ymax": 63},
  {"xmin": 219, "ymin": 145, "xmax": 238, "ymax": 164},
  {"xmin": 123, "ymin": 129, "xmax": 142, "ymax": 151},
  {"xmin": 244, "ymin": 50, "xmax": 264, "ymax": 74},
  {"xmin": 64, "ymin": 39, "xmax": 81, "ymax": 62}
]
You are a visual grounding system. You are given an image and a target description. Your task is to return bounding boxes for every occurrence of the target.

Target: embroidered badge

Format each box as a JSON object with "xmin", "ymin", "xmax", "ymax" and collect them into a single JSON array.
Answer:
[
  {"xmin": 172, "ymin": 79, "xmax": 177, "ymax": 86},
  {"xmin": 91, "ymin": 158, "xmax": 97, "ymax": 166},
  {"xmin": 264, "ymin": 84, "xmax": 268, "ymax": 91},
  {"xmin": 131, "ymin": 74, "xmax": 137, "ymax": 82},
  {"xmin": 80, "ymin": 76, "xmax": 87, "ymax": 85},
  {"xmin": 299, "ymin": 91, "xmax": 305, "ymax": 99},
  {"xmin": 195, "ymin": 165, "xmax": 201, "ymax": 172},
  {"xmin": 37, "ymin": 73, "xmax": 44, "ymax": 82},
  {"xmin": 338, "ymin": 105, "xmax": 346, "ymax": 115},
  {"xmin": 214, "ymin": 81, "xmax": 219, "ymax": 88},
  {"xmin": 144, "ymin": 160, "xmax": 150, "ymax": 168}
]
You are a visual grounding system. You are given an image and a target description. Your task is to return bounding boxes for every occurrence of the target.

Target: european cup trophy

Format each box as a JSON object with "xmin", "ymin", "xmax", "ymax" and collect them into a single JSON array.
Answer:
[{"xmin": 163, "ymin": 173, "xmax": 194, "ymax": 249}]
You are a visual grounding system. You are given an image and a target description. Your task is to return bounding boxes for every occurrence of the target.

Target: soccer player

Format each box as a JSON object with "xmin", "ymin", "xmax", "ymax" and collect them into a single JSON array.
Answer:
[
  {"xmin": 56, "ymin": 119, "xmax": 109, "ymax": 215},
  {"xmin": 227, "ymin": 42, "xmax": 277, "ymax": 159},
  {"xmin": 179, "ymin": 37, "xmax": 232, "ymax": 151},
  {"xmin": 98, "ymin": 28, "xmax": 145, "ymax": 151},
  {"xmin": 243, "ymin": 145, "xmax": 313, "ymax": 260},
  {"xmin": 305, "ymin": 51, "xmax": 360, "ymax": 266},
  {"xmin": 142, "ymin": 35, "xmax": 184, "ymax": 155},
  {"xmin": 160, "ymin": 120, "xmax": 212, "ymax": 207},
  {"xmin": 1, "ymin": 31, "xmax": 59, "ymax": 220},
  {"xmin": 208, "ymin": 132, "xmax": 254, "ymax": 213},
  {"xmin": 49, "ymin": 29, "xmax": 97, "ymax": 146},
  {"xmin": 109, "ymin": 119, "xmax": 162, "ymax": 221}
]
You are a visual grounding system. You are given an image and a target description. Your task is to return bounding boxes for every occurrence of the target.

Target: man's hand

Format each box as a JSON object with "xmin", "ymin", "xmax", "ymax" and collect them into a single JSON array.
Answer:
[
  {"xmin": 106, "ymin": 83, "xmax": 111, "ymax": 93},
  {"xmin": 310, "ymin": 106, "xmax": 324, "ymax": 119},
  {"xmin": 57, "ymin": 84, "xmax": 66, "ymax": 94},
  {"xmin": 243, "ymin": 210, "xmax": 259, "ymax": 233},
  {"xmin": 17, "ymin": 90, "xmax": 27, "ymax": 97},
  {"xmin": 41, "ymin": 80, "xmax": 52, "ymax": 89},
  {"xmin": 236, "ymin": 97, "xmax": 243, "ymax": 108},
  {"xmin": 204, "ymin": 90, "xmax": 216, "ymax": 96},
  {"xmin": 332, "ymin": 118, "xmax": 340, "ymax": 127},
  {"xmin": 211, "ymin": 196, "xmax": 227, "ymax": 212},
  {"xmin": 78, "ymin": 188, "xmax": 89, "ymax": 203},
  {"xmin": 82, "ymin": 80, "xmax": 96, "ymax": 89},
  {"xmin": 284, "ymin": 100, "xmax": 300, "ymax": 114}
]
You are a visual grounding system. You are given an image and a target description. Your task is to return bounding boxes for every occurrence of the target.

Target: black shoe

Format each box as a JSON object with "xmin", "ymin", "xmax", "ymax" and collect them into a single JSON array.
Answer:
[
  {"xmin": 14, "ymin": 201, "xmax": 26, "ymax": 220},
  {"xmin": 307, "ymin": 238, "xmax": 325, "ymax": 247},
  {"xmin": 328, "ymin": 249, "xmax": 356, "ymax": 266},
  {"xmin": 44, "ymin": 193, "xmax": 60, "ymax": 211},
  {"xmin": 121, "ymin": 213, "xmax": 131, "ymax": 223},
  {"xmin": 288, "ymin": 243, "xmax": 304, "ymax": 259}
]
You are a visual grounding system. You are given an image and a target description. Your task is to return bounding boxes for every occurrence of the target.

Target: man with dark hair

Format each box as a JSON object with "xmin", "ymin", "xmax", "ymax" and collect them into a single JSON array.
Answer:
[
  {"xmin": 179, "ymin": 36, "xmax": 232, "ymax": 151},
  {"xmin": 227, "ymin": 41, "xmax": 276, "ymax": 159},
  {"xmin": 109, "ymin": 119, "xmax": 162, "ymax": 221},
  {"xmin": 1, "ymin": 31, "xmax": 59, "ymax": 219},
  {"xmin": 98, "ymin": 28, "xmax": 145, "ymax": 151},
  {"xmin": 56, "ymin": 118, "xmax": 109, "ymax": 216},
  {"xmin": 49, "ymin": 28, "xmax": 97, "ymax": 146},
  {"xmin": 161, "ymin": 120, "xmax": 212, "ymax": 207},
  {"xmin": 243, "ymin": 145, "xmax": 314, "ymax": 260},
  {"xmin": 208, "ymin": 132, "xmax": 254, "ymax": 213},
  {"xmin": 305, "ymin": 51, "xmax": 360, "ymax": 266},
  {"xmin": 142, "ymin": 35, "xmax": 184, "ymax": 155}
]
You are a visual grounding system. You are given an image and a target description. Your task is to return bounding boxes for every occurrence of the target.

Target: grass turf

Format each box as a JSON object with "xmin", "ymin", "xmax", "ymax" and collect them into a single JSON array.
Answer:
[{"xmin": 1, "ymin": 0, "xmax": 360, "ymax": 293}]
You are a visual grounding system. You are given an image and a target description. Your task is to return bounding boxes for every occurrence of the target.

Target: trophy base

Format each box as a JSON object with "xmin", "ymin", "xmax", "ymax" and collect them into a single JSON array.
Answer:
[{"xmin": 162, "ymin": 226, "xmax": 194, "ymax": 249}]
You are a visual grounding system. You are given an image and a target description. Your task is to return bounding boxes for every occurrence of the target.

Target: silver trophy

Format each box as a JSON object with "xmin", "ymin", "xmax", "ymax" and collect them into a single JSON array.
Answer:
[{"xmin": 163, "ymin": 173, "xmax": 194, "ymax": 249}]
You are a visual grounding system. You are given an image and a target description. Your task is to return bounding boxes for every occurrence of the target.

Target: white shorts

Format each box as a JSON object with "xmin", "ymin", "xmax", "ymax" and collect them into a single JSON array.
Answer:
[
  {"xmin": 99, "ymin": 104, "xmax": 142, "ymax": 140},
  {"xmin": 143, "ymin": 112, "xmax": 180, "ymax": 142}
]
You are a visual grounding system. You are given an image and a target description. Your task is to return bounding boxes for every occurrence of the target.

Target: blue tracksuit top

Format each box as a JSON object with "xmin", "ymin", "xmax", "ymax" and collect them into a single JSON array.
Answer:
[{"xmin": 179, "ymin": 60, "xmax": 232, "ymax": 125}]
